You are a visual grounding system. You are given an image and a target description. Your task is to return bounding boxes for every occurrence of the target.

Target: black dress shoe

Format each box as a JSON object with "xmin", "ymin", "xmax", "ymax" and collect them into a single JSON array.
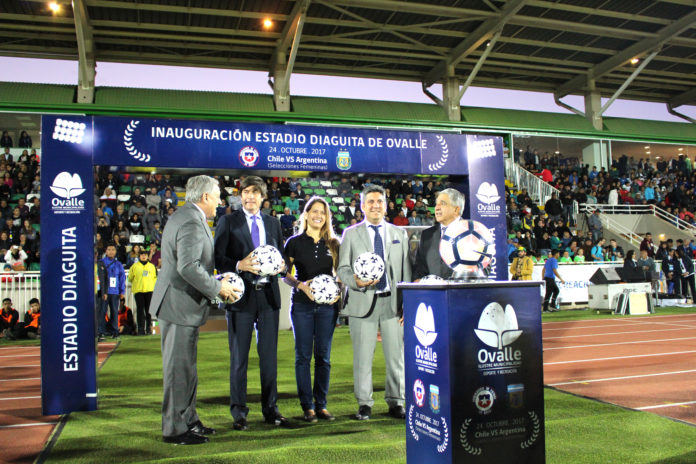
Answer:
[
  {"xmin": 355, "ymin": 405, "xmax": 371, "ymax": 420},
  {"xmin": 163, "ymin": 430, "xmax": 209, "ymax": 445},
  {"xmin": 189, "ymin": 420, "xmax": 216, "ymax": 435},
  {"xmin": 265, "ymin": 412, "xmax": 290, "ymax": 427},
  {"xmin": 317, "ymin": 409, "xmax": 335, "ymax": 421},
  {"xmin": 388, "ymin": 405, "xmax": 406, "ymax": 419},
  {"xmin": 303, "ymin": 409, "xmax": 318, "ymax": 423},
  {"xmin": 233, "ymin": 417, "xmax": 248, "ymax": 431}
]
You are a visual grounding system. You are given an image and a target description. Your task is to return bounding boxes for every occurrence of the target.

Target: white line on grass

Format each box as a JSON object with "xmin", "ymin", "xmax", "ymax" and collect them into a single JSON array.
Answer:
[
  {"xmin": 0, "ymin": 377, "xmax": 40, "ymax": 382},
  {"xmin": 0, "ymin": 422, "xmax": 57, "ymax": 429},
  {"xmin": 543, "ymin": 327, "xmax": 696, "ymax": 340},
  {"xmin": 544, "ymin": 350, "xmax": 696, "ymax": 365},
  {"xmin": 544, "ymin": 336, "xmax": 696, "ymax": 350},
  {"xmin": 548, "ymin": 369, "xmax": 696, "ymax": 386},
  {"xmin": 636, "ymin": 401, "xmax": 696, "ymax": 410}
]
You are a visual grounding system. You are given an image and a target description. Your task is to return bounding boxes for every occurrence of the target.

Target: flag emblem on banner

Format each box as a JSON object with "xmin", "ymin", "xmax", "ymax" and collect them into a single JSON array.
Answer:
[
  {"xmin": 429, "ymin": 384, "xmax": 440, "ymax": 413},
  {"xmin": 239, "ymin": 146, "xmax": 260, "ymax": 167},
  {"xmin": 336, "ymin": 149, "xmax": 352, "ymax": 170},
  {"xmin": 473, "ymin": 386, "xmax": 496, "ymax": 414},
  {"xmin": 413, "ymin": 379, "xmax": 425, "ymax": 407}
]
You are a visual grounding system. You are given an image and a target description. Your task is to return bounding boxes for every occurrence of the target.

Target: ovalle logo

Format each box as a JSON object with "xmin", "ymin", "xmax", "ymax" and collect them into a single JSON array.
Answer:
[
  {"xmin": 475, "ymin": 182, "xmax": 501, "ymax": 217},
  {"xmin": 474, "ymin": 302, "xmax": 522, "ymax": 349},
  {"xmin": 475, "ymin": 302, "xmax": 523, "ymax": 370},
  {"xmin": 50, "ymin": 172, "xmax": 85, "ymax": 200},
  {"xmin": 50, "ymin": 172, "xmax": 86, "ymax": 213},
  {"xmin": 413, "ymin": 302, "xmax": 438, "ymax": 373}
]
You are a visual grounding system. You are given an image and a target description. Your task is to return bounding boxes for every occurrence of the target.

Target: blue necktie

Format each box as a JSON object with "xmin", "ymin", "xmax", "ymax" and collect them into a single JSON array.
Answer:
[
  {"xmin": 251, "ymin": 215, "xmax": 260, "ymax": 248},
  {"xmin": 370, "ymin": 224, "xmax": 387, "ymax": 290}
]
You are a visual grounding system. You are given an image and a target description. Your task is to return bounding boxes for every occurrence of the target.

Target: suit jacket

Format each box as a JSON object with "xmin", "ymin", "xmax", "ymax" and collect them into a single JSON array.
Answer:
[
  {"xmin": 214, "ymin": 210, "xmax": 285, "ymax": 310},
  {"xmin": 337, "ymin": 220, "xmax": 412, "ymax": 318},
  {"xmin": 413, "ymin": 224, "xmax": 453, "ymax": 280},
  {"xmin": 149, "ymin": 202, "xmax": 220, "ymax": 327}
]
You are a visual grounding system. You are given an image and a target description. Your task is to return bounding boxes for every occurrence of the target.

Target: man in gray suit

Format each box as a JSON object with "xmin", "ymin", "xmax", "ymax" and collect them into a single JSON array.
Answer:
[
  {"xmin": 337, "ymin": 184, "xmax": 411, "ymax": 421},
  {"xmin": 413, "ymin": 188, "xmax": 466, "ymax": 280},
  {"xmin": 150, "ymin": 175, "xmax": 240, "ymax": 445}
]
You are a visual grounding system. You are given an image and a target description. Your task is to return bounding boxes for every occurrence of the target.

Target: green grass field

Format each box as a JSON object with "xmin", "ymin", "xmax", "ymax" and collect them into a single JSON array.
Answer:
[{"xmin": 39, "ymin": 308, "xmax": 696, "ymax": 463}]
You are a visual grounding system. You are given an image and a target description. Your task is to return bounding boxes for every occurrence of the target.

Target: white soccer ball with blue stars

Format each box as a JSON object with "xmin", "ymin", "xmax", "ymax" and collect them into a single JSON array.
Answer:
[
  {"xmin": 217, "ymin": 272, "xmax": 245, "ymax": 303},
  {"xmin": 309, "ymin": 274, "xmax": 340, "ymax": 305},
  {"xmin": 251, "ymin": 245, "xmax": 284, "ymax": 276},
  {"xmin": 353, "ymin": 252, "xmax": 385, "ymax": 282},
  {"xmin": 439, "ymin": 219, "xmax": 495, "ymax": 274}
]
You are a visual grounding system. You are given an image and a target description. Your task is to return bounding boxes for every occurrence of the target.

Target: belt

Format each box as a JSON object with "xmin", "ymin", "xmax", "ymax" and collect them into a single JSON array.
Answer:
[
  {"xmin": 254, "ymin": 282, "xmax": 271, "ymax": 291},
  {"xmin": 376, "ymin": 291, "xmax": 392, "ymax": 298}
]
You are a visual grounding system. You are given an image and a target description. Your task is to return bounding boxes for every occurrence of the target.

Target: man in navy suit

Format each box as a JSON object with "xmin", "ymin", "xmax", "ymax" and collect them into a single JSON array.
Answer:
[
  {"xmin": 214, "ymin": 176, "xmax": 289, "ymax": 430},
  {"xmin": 413, "ymin": 188, "xmax": 465, "ymax": 280}
]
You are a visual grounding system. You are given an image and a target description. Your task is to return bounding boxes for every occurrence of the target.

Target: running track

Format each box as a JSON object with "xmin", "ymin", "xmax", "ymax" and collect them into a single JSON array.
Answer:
[
  {"xmin": 543, "ymin": 313, "xmax": 696, "ymax": 425},
  {"xmin": 0, "ymin": 342, "xmax": 116, "ymax": 464}
]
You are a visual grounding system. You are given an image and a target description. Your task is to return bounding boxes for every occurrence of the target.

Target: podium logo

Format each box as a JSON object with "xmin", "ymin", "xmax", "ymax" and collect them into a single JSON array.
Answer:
[
  {"xmin": 414, "ymin": 303, "xmax": 438, "ymax": 372},
  {"xmin": 414, "ymin": 302, "xmax": 438, "ymax": 347},
  {"xmin": 474, "ymin": 302, "xmax": 522, "ymax": 350}
]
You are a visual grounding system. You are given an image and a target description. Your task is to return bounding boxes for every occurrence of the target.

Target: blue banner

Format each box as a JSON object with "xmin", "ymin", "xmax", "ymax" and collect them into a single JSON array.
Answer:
[
  {"xmin": 403, "ymin": 282, "xmax": 545, "ymax": 463},
  {"xmin": 41, "ymin": 115, "xmax": 97, "ymax": 415}
]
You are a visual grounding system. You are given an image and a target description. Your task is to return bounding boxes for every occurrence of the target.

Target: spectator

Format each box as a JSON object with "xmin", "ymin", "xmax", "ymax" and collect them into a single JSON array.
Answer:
[
  {"xmin": 128, "ymin": 213, "xmax": 144, "ymax": 235},
  {"xmin": 128, "ymin": 248, "xmax": 157, "ymax": 335},
  {"xmin": 623, "ymin": 250, "xmax": 638, "ymax": 274},
  {"xmin": 662, "ymin": 248, "xmax": 680, "ymax": 296},
  {"xmin": 0, "ymin": 131, "xmax": 12, "ymax": 148},
  {"xmin": 261, "ymin": 199, "xmax": 273, "ymax": 216},
  {"xmin": 0, "ymin": 298, "xmax": 19, "ymax": 337},
  {"xmin": 145, "ymin": 187, "xmax": 161, "ymax": 211},
  {"xmin": 337, "ymin": 177, "xmax": 352, "ymax": 197},
  {"xmin": 591, "ymin": 238, "xmax": 606, "ymax": 262},
  {"xmin": 640, "ymin": 232, "xmax": 655, "ymax": 258},
  {"xmin": 0, "ymin": 230, "xmax": 11, "ymax": 256},
  {"xmin": 159, "ymin": 189, "xmax": 175, "ymax": 211},
  {"xmin": 407, "ymin": 210, "xmax": 422, "ymax": 226},
  {"xmin": 227, "ymin": 188, "xmax": 242, "ymax": 211},
  {"xmin": 422, "ymin": 210, "xmax": 435, "ymax": 226},
  {"xmin": 587, "ymin": 209, "xmax": 603, "ymax": 242},
  {"xmin": 344, "ymin": 198, "xmax": 358, "ymax": 223},
  {"xmin": 509, "ymin": 247, "xmax": 533, "ymax": 280},
  {"xmin": 113, "ymin": 220, "xmax": 130, "ymax": 243},
  {"xmin": 128, "ymin": 198, "xmax": 147, "ymax": 219},
  {"xmin": 637, "ymin": 249, "xmax": 655, "ymax": 278},
  {"xmin": 149, "ymin": 221, "xmax": 163, "ymax": 245},
  {"xmin": 285, "ymin": 191, "xmax": 300, "ymax": 214},
  {"xmin": 559, "ymin": 250, "xmax": 572, "ymax": 263},
  {"xmin": 98, "ymin": 243, "xmax": 126, "ymax": 341},
  {"xmin": 280, "ymin": 207, "xmax": 296, "ymax": 238},
  {"xmin": 393, "ymin": 209, "xmax": 409, "ymax": 226},
  {"xmin": 117, "ymin": 297, "xmax": 136, "ymax": 336},
  {"xmin": 3, "ymin": 298, "xmax": 40, "ymax": 340},
  {"xmin": 4, "ymin": 244, "xmax": 28, "ymax": 270},
  {"xmin": 677, "ymin": 249, "xmax": 696, "ymax": 302},
  {"xmin": 143, "ymin": 206, "xmax": 159, "ymax": 237},
  {"xmin": 544, "ymin": 192, "xmax": 563, "ymax": 223},
  {"xmin": 125, "ymin": 244, "xmax": 142, "ymax": 268}
]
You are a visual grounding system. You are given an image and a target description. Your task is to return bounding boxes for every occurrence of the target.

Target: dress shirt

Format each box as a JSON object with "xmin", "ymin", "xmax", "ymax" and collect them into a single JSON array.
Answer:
[{"xmin": 365, "ymin": 220, "xmax": 391, "ymax": 293}]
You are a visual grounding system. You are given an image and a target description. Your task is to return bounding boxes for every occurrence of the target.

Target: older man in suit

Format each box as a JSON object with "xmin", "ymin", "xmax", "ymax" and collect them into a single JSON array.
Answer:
[
  {"xmin": 413, "ymin": 188, "xmax": 466, "ymax": 280},
  {"xmin": 214, "ymin": 176, "xmax": 288, "ymax": 431},
  {"xmin": 150, "ymin": 175, "xmax": 240, "ymax": 445},
  {"xmin": 337, "ymin": 184, "xmax": 412, "ymax": 421}
]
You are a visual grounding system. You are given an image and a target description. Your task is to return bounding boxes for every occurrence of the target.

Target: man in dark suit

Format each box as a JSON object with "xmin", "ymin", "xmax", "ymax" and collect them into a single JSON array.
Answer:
[
  {"xmin": 337, "ymin": 184, "xmax": 412, "ymax": 421},
  {"xmin": 150, "ymin": 176, "xmax": 240, "ymax": 445},
  {"xmin": 413, "ymin": 188, "xmax": 466, "ymax": 280},
  {"xmin": 214, "ymin": 176, "xmax": 288, "ymax": 430}
]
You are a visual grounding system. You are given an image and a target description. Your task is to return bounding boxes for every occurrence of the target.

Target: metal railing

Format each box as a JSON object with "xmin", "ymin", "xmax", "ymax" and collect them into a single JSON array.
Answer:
[
  {"xmin": 580, "ymin": 204, "xmax": 653, "ymax": 251},
  {"xmin": 504, "ymin": 158, "xmax": 560, "ymax": 206},
  {"xmin": 580, "ymin": 203, "xmax": 696, "ymax": 237},
  {"xmin": 1, "ymin": 271, "xmax": 40, "ymax": 320}
]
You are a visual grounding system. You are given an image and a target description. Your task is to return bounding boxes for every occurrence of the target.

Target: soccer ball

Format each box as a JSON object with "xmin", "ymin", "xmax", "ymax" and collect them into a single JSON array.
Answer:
[
  {"xmin": 353, "ymin": 252, "xmax": 385, "ymax": 282},
  {"xmin": 309, "ymin": 274, "xmax": 341, "ymax": 305},
  {"xmin": 439, "ymin": 219, "xmax": 494, "ymax": 274},
  {"xmin": 420, "ymin": 274, "xmax": 445, "ymax": 284},
  {"xmin": 217, "ymin": 272, "xmax": 245, "ymax": 303},
  {"xmin": 251, "ymin": 245, "xmax": 284, "ymax": 276}
]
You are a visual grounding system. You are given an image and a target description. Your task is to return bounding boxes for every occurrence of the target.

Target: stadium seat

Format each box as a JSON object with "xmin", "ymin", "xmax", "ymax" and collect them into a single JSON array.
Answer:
[
  {"xmin": 118, "ymin": 185, "xmax": 132, "ymax": 194},
  {"xmin": 117, "ymin": 194, "xmax": 131, "ymax": 203}
]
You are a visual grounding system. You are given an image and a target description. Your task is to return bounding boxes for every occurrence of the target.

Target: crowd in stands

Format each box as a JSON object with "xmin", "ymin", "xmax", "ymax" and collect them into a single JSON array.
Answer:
[{"xmin": 0, "ymin": 139, "xmax": 41, "ymax": 271}]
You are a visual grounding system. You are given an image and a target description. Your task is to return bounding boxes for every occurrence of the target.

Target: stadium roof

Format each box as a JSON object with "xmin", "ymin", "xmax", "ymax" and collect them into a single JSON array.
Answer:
[{"xmin": 1, "ymin": 0, "xmax": 696, "ymax": 113}]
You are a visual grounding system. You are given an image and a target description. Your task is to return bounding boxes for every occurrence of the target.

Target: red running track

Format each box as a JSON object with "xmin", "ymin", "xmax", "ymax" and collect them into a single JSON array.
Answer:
[
  {"xmin": 0, "ymin": 343, "xmax": 117, "ymax": 464},
  {"xmin": 543, "ymin": 313, "xmax": 696, "ymax": 425}
]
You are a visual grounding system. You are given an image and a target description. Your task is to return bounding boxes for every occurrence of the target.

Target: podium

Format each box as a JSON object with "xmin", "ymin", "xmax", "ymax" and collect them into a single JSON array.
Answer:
[{"xmin": 399, "ymin": 281, "xmax": 545, "ymax": 463}]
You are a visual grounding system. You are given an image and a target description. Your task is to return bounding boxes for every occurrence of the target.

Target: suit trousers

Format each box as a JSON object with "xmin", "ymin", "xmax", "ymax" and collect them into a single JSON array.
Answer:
[
  {"xmin": 226, "ymin": 288, "xmax": 280, "ymax": 420},
  {"xmin": 349, "ymin": 295, "xmax": 405, "ymax": 408},
  {"xmin": 159, "ymin": 319, "xmax": 199, "ymax": 437}
]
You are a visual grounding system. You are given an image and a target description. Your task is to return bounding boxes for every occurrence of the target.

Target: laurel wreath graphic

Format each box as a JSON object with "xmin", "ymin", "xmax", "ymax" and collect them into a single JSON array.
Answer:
[
  {"xmin": 408, "ymin": 405, "xmax": 419, "ymax": 441},
  {"xmin": 427, "ymin": 135, "xmax": 449, "ymax": 172},
  {"xmin": 437, "ymin": 416, "xmax": 449, "ymax": 453},
  {"xmin": 459, "ymin": 418, "xmax": 482, "ymax": 455},
  {"xmin": 520, "ymin": 411, "xmax": 540, "ymax": 449},
  {"xmin": 123, "ymin": 120, "xmax": 151, "ymax": 163}
]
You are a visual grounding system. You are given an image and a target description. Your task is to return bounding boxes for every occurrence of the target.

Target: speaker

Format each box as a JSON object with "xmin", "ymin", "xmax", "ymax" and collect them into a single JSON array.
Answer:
[
  {"xmin": 590, "ymin": 267, "xmax": 621, "ymax": 284},
  {"xmin": 616, "ymin": 266, "xmax": 646, "ymax": 283}
]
